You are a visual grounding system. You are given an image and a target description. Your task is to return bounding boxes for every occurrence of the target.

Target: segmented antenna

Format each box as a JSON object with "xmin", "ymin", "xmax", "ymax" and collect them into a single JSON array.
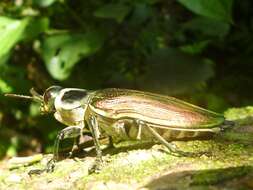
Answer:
[
  {"xmin": 5, "ymin": 88, "xmax": 43, "ymax": 103},
  {"xmin": 4, "ymin": 94, "xmax": 34, "ymax": 100},
  {"xmin": 30, "ymin": 88, "xmax": 43, "ymax": 99}
]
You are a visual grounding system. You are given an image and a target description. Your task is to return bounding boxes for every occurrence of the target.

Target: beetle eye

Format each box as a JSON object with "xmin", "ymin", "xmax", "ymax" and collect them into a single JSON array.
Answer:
[
  {"xmin": 43, "ymin": 86, "xmax": 62, "ymax": 112},
  {"xmin": 44, "ymin": 86, "xmax": 62, "ymax": 103}
]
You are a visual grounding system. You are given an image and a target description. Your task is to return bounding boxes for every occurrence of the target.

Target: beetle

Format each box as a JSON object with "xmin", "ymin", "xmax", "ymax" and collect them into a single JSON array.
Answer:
[{"xmin": 5, "ymin": 86, "xmax": 234, "ymax": 173}]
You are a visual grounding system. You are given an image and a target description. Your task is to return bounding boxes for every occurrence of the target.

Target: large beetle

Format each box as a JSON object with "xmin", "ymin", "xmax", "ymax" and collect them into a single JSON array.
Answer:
[{"xmin": 6, "ymin": 86, "xmax": 234, "ymax": 173}]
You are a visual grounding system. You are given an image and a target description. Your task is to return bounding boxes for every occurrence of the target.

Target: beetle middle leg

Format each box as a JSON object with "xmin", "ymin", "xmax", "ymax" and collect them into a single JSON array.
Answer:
[
  {"xmin": 87, "ymin": 115, "xmax": 104, "ymax": 173},
  {"xmin": 137, "ymin": 121, "xmax": 205, "ymax": 157}
]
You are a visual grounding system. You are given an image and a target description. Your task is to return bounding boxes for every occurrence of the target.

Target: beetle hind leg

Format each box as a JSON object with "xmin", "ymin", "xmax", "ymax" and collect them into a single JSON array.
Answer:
[{"xmin": 139, "ymin": 121, "xmax": 205, "ymax": 157}]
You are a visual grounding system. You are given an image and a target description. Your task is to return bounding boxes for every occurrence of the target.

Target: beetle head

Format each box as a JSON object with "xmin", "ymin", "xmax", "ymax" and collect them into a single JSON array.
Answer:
[
  {"xmin": 41, "ymin": 86, "xmax": 63, "ymax": 113},
  {"xmin": 5, "ymin": 86, "xmax": 63, "ymax": 114}
]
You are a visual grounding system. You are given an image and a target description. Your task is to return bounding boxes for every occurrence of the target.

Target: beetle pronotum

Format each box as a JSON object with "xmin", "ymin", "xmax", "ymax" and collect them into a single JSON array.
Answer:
[{"xmin": 5, "ymin": 86, "xmax": 234, "ymax": 173}]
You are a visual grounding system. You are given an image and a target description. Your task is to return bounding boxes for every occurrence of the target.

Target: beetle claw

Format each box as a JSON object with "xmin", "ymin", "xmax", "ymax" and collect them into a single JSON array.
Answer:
[
  {"xmin": 27, "ymin": 158, "xmax": 56, "ymax": 176},
  {"xmin": 28, "ymin": 169, "xmax": 46, "ymax": 176},
  {"xmin": 88, "ymin": 157, "xmax": 105, "ymax": 174},
  {"xmin": 176, "ymin": 150, "xmax": 211, "ymax": 158},
  {"xmin": 46, "ymin": 158, "xmax": 56, "ymax": 172}
]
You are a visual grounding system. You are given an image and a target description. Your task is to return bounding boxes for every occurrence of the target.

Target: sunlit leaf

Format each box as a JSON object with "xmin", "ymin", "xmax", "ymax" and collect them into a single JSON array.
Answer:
[
  {"xmin": 0, "ymin": 79, "xmax": 13, "ymax": 94},
  {"xmin": 0, "ymin": 17, "xmax": 29, "ymax": 58},
  {"xmin": 94, "ymin": 3, "xmax": 131, "ymax": 23},
  {"xmin": 22, "ymin": 17, "xmax": 49, "ymax": 41},
  {"xmin": 33, "ymin": 0, "xmax": 57, "ymax": 7},
  {"xmin": 41, "ymin": 32, "xmax": 104, "ymax": 80},
  {"xmin": 177, "ymin": 0, "xmax": 233, "ymax": 23}
]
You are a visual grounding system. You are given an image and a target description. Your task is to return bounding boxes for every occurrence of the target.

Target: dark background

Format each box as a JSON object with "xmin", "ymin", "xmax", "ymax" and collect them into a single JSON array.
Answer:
[{"xmin": 0, "ymin": 0, "xmax": 252, "ymax": 158}]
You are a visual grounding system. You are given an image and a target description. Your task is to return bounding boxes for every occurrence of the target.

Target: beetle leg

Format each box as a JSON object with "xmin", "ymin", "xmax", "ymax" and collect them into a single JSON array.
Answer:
[
  {"xmin": 137, "ymin": 124, "xmax": 142, "ymax": 140},
  {"xmin": 138, "ymin": 121, "xmax": 203, "ymax": 157},
  {"xmin": 108, "ymin": 136, "xmax": 114, "ymax": 148},
  {"xmin": 55, "ymin": 126, "xmax": 83, "ymax": 159},
  {"xmin": 68, "ymin": 138, "xmax": 78, "ymax": 158},
  {"xmin": 42, "ymin": 125, "xmax": 83, "ymax": 173},
  {"xmin": 88, "ymin": 115, "xmax": 102, "ymax": 161},
  {"xmin": 87, "ymin": 115, "xmax": 103, "ymax": 173}
]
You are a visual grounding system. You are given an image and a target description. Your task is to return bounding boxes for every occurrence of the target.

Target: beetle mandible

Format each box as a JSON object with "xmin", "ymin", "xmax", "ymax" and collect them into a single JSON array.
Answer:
[{"xmin": 5, "ymin": 86, "xmax": 234, "ymax": 173}]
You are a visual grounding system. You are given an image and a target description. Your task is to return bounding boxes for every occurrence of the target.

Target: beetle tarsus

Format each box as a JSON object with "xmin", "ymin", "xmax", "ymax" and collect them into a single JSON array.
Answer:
[
  {"xmin": 46, "ymin": 158, "xmax": 56, "ymax": 172},
  {"xmin": 220, "ymin": 120, "xmax": 235, "ymax": 131},
  {"xmin": 28, "ymin": 158, "xmax": 56, "ymax": 176},
  {"xmin": 108, "ymin": 136, "xmax": 115, "ymax": 148},
  {"xmin": 86, "ymin": 115, "xmax": 106, "ymax": 174},
  {"xmin": 88, "ymin": 157, "xmax": 105, "ymax": 174},
  {"xmin": 28, "ymin": 169, "xmax": 46, "ymax": 176},
  {"xmin": 173, "ymin": 149, "xmax": 208, "ymax": 157}
]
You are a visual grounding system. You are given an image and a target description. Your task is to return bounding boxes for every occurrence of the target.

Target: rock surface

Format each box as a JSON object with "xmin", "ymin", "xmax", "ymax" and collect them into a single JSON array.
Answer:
[{"xmin": 1, "ymin": 107, "xmax": 253, "ymax": 190}]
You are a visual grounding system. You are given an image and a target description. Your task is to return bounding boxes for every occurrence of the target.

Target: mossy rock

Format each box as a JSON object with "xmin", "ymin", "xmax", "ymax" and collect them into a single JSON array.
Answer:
[{"xmin": 1, "ymin": 106, "xmax": 253, "ymax": 190}]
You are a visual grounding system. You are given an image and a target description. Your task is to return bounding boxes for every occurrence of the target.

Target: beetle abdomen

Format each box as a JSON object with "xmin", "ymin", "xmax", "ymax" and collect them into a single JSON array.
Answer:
[{"xmin": 90, "ymin": 89, "xmax": 225, "ymax": 129}]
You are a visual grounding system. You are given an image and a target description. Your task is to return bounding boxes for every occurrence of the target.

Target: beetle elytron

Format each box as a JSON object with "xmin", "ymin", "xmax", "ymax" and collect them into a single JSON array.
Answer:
[{"xmin": 5, "ymin": 86, "xmax": 234, "ymax": 173}]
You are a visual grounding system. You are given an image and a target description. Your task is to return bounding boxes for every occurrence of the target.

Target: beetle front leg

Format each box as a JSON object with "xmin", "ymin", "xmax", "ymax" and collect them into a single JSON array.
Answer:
[
  {"xmin": 29, "ymin": 125, "xmax": 83, "ymax": 175},
  {"xmin": 47, "ymin": 125, "xmax": 84, "ymax": 172},
  {"xmin": 55, "ymin": 126, "xmax": 83, "ymax": 158}
]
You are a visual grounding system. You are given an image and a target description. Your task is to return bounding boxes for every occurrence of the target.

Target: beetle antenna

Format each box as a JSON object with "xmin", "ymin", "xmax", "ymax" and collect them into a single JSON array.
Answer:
[
  {"xmin": 5, "ymin": 94, "xmax": 34, "ymax": 100},
  {"xmin": 5, "ymin": 88, "xmax": 43, "ymax": 103},
  {"xmin": 30, "ymin": 88, "xmax": 43, "ymax": 99},
  {"xmin": 4, "ymin": 93, "xmax": 42, "ymax": 103},
  {"xmin": 30, "ymin": 88, "xmax": 43, "ymax": 101}
]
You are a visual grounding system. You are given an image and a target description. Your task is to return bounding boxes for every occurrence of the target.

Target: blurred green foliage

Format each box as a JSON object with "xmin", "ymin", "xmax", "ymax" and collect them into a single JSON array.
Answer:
[{"xmin": 0, "ymin": 0, "xmax": 252, "ymax": 158}]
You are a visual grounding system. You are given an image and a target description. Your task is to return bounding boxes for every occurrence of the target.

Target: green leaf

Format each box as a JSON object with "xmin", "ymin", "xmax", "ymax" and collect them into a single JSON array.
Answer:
[
  {"xmin": 33, "ymin": 0, "xmax": 57, "ymax": 7},
  {"xmin": 177, "ymin": 0, "xmax": 233, "ymax": 23},
  {"xmin": 0, "ymin": 17, "xmax": 29, "ymax": 58},
  {"xmin": 183, "ymin": 17, "xmax": 230, "ymax": 37},
  {"xmin": 0, "ymin": 63, "xmax": 31, "ymax": 94},
  {"xmin": 94, "ymin": 4, "xmax": 131, "ymax": 23},
  {"xmin": 0, "ymin": 79, "xmax": 13, "ymax": 94},
  {"xmin": 180, "ymin": 40, "xmax": 210, "ymax": 55},
  {"xmin": 0, "ymin": 54, "xmax": 13, "ymax": 94},
  {"xmin": 41, "ymin": 32, "xmax": 104, "ymax": 80},
  {"xmin": 0, "ymin": 53, "xmax": 9, "ymax": 66},
  {"xmin": 129, "ymin": 3, "xmax": 153, "ymax": 26},
  {"xmin": 22, "ymin": 17, "xmax": 49, "ymax": 41}
]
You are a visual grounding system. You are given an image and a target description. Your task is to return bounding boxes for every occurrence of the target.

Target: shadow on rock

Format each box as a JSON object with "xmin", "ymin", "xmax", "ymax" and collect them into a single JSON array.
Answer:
[{"xmin": 144, "ymin": 166, "xmax": 253, "ymax": 190}]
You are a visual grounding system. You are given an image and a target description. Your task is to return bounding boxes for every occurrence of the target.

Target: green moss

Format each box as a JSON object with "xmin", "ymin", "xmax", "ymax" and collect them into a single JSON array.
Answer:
[
  {"xmin": 2, "ymin": 106, "xmax": 253, "ymax": 189},
  {"xmin": 224, "ymin": 106, "xmax": 253, "ymax": 122},
  {"xmin": 221, "ymin": 132, "xmax": 253, "ymax": 143},
  {"xmin": 192, "ymin": 166, "xmax": 252, "ymax": 185},
  {"xmin": 82, "ymin": 150, "xmax": 182, "ymax": 184}
]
